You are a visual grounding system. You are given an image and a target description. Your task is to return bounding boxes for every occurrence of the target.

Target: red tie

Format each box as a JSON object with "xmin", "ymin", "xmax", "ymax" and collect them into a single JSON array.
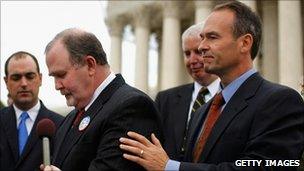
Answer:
[
  {"xmin": 193, "ymin": 92, "xmax": 224, "ymax": 163},
  {"xmin": 73, "ymin": 108, "xmax": 85, "ymax": 127}
]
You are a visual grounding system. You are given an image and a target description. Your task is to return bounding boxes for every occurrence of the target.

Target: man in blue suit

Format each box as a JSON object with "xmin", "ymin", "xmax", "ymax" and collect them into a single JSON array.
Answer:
[
  {"xmin": 0, "ymin": 51, "xmax": 63, "ymax": 171},
  {"xmin": 119, "ymin": 1, "xmax": 304, "ymax": 171}
]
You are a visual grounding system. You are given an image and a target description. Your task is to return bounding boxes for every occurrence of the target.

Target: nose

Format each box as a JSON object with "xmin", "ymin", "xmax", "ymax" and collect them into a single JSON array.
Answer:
[
  {"xmin": 20, "ymin": 77, "xmax": 28, "ymax": 87},
  {"xmin": 189, "ymin": 51, "xmax": 199, "ymax": 64},
  {"xmin": 198, "ymin": 39, "xmax": 208, "ymax": 55},
  {"xmin": 55, "ymin": 79, "xmax": 63, "ymax": 90}
]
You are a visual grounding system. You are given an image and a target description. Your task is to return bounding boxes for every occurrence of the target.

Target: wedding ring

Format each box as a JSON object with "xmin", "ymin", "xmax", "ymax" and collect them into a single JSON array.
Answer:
[{"xmin": 140, "ymin": 150, "xmax": 144, "ymax": 157}]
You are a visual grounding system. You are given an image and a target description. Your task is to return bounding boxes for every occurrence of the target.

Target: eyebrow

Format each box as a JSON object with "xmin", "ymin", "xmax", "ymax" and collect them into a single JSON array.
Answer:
[{"xmin": 10, "ymin": 71, "xmax": 37, "ymax": 76}]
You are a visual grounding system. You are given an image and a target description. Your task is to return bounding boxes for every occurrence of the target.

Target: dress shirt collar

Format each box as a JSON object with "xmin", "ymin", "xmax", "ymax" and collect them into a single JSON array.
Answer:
[
  {"xmin": 84, "ymin": 71, "xmax": 116, "ymax": 111},
  {"xmin": 221, "ymin": 68, "xmax": 257, "ymax": 104},
  {"xmin": 193, "ymin": 78, "xmax": 221, "ymax": 100},
  {"xmin": 14, "ymin": 100, "xmax": 40, "ymax": 124}
]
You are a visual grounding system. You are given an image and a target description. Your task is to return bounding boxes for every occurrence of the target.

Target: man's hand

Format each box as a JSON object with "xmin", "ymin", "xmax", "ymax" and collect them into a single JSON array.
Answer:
[
  {"xmin": 119, "ymin": 131, "xmax": 169, "ymax": 171},
  {"xmin": 40, "ymin": 164, "xmax": 61, "ymax": 171}
]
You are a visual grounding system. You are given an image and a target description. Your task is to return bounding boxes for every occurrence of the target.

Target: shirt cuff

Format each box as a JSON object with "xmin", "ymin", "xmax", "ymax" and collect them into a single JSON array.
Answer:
[{"xmin": 165, "ymin": 159, "xmax": 180, "ymax": 171}]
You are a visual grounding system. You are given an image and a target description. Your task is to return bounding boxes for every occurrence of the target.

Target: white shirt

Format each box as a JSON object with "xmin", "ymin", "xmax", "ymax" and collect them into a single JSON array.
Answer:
[
  {"xmin": 187, "ymin": 78, "xmax": 221, "ymax": 123},
  {"xmin": 14, "ymin": 100, "xmax": 41, "ymax": 135},
  {"xmin": 84, "ymin": 71, "xmax": 116, "ymax": 111}
]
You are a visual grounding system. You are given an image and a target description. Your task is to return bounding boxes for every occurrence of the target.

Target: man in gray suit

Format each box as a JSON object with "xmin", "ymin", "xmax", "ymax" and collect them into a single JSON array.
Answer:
[{"xmin": 0, "ymin": 51, "xmax": 63, "ymax": 171}]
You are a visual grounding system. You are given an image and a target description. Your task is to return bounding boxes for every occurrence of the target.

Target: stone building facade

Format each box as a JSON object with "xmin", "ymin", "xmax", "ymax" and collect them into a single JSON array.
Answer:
[{"xmin": 106, "ymin": 0, "xmax": 304, "ymax": 95}]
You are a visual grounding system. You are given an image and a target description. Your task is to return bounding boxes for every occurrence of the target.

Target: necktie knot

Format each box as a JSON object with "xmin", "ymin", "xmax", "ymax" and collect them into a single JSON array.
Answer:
[
  {"xmin": 73, "ymin": 108, "xmax": 85, "ymax": 127},
  {"xmin": 199, "ymin": 87, "xmax": 209, "ymax": 96},
  {"xmin": 20, "ymin": 112, "xmax": 29, "ymax": 121},
  {"xmin": 211, "ymin": 92, "xmax": 224, "ymax": 106}
]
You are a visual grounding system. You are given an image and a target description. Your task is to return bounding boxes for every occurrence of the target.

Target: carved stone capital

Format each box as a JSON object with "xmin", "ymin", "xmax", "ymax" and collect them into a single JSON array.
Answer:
[
  {"xmin": 162, "ymin": 1, "xmax": 181, "ymax": 19},
  {"xmin": 105, "ymin": 16, "xmax": 126, "ymax": 37},
  {"xmin": 195, "ymin": 1, "xmax": 213, "ymax": 9},
  {"xmin": 132, "ymin": 6, "xmax": 150, "ymax": 28}
]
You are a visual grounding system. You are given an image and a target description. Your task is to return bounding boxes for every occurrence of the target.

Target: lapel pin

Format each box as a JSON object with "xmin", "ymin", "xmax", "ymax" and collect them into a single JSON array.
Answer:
[{"xmin": 79, "ymin": 116, "xmax": 90, "ymax": 131}]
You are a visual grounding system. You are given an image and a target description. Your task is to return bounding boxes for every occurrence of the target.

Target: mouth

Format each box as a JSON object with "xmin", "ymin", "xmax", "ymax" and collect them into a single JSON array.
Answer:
[
  {"xmin": 62, "ymin": 93, "xmax": 72, "ymax": 99},
  {"xmin": 202, "ymin": 55, "xmax": 213, "ymax": 59},
  {"xmin": 17, "ymin": 91, "xmax": 32, "ymax": 97},
  {"xmin": 202, "ymin": 56, "xmax": 214, "ymax": 63},
  {"xmin": 191, "ymin": 68, "xmax": 202, "ymax": 73}
]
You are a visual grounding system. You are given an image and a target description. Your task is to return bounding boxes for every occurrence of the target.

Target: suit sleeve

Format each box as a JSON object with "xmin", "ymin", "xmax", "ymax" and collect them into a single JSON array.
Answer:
[
  {"xmin": 180, "ymin": 88, "xmax": 304, "ymax": 171},
  {"xmin": 88, "ymin": 95, "xmax": 163, "ymax": 171}
]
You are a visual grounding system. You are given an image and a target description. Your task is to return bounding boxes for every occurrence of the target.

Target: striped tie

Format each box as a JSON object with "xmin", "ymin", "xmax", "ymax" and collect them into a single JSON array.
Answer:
[
  {"xmin": 180, "ymin": 87, "xmax": 209, "ymax": 157},
  {"xmin": 191, "ymin": 87, "xmax": 209, "ymax": 119}
]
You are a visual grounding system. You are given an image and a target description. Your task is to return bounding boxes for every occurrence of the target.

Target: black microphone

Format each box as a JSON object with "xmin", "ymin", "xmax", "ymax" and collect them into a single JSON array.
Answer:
[{"xmin": 36, "ymin": 118, "xmax": 56, "ymax": 166}]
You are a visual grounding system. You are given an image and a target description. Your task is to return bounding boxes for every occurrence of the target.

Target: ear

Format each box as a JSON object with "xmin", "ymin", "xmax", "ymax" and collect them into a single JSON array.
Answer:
[
  {"xmin": 38, "ymin": 73, "xmax": 42, "ymax": 87},
  {"xmin": 239, "ymin": 34, "xmax": 253, "ymax": 54},
  {"xmin": 85, "ymin": 56, "xmax": 96, "ymax": 76}
]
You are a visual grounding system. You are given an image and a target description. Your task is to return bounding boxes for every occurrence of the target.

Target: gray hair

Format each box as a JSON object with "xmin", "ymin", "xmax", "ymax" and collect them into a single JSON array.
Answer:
[{"xmin": 181, "ymin": 22, "xmax": 204, "ymax": 49}]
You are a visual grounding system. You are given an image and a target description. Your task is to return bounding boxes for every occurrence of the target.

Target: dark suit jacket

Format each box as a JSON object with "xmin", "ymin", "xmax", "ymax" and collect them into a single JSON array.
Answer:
[
  {"xmin": 181, "ymin": 73, "xmax": 304, "ymax": 171},
  {"xmin": 52, "ymin": 74, "xmax": 163, "ymax": 171},
  {"xmin": 0, "ymin": 101, "xmax": 63, "ymax": 171},
  {"xmin": 155, "ymin": 83, "xmax": 193, "ymax": 160}
]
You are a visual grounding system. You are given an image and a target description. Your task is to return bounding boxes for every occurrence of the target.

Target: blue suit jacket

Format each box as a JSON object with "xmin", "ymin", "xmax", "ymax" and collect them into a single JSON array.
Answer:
[
  {"xmin": 0, "ymin": 101, "xmax": 63, "ymax": 171},
  {"xmin": 181, "ymin": 73, "xmax": 304, "ymax": 171}
]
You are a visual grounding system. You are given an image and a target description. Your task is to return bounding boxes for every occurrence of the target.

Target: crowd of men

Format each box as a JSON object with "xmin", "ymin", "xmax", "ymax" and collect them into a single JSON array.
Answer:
[{"xmin": 0, "ymin": 1, "xmax": 303, "ymax": 171}]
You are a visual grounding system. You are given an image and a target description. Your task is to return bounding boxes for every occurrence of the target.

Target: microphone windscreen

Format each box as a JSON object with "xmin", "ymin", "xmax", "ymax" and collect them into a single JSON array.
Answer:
[{"xmin": 36, "ymin": 118, "xmax": 56, "ymax": 138}]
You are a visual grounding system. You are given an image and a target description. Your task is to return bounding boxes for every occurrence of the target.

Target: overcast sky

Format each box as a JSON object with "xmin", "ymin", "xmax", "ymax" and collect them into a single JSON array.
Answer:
[
  {"xmin": 0, "ymin": 1, "xmax": 113, "ymax": 113},
  {"xmin": 1, "ymin": 1, "xmax": 159, "ymax": 114}
]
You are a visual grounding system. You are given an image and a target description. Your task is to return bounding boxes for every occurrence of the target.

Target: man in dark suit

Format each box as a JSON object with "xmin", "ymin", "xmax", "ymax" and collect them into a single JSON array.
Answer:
[
  {"xmin": 0, "ymin": 51, "xmax": 63, "ymax": 171},
  {"xmin": 155, "ymin": 23, "xmax": 219, "ymax": 161},
  {"xmin": 41, "ymin": 28, "xmax": 162, "ymax": 171},
  {"xmin": 119, "ymin": 1, "xmax": 304, "ymax": 171}
]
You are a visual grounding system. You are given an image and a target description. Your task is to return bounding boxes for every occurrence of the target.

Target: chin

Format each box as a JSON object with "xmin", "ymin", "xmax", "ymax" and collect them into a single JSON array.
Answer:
[{"xmin": 66, "ymin": 98, "xmax": 76, "ymax": 107}]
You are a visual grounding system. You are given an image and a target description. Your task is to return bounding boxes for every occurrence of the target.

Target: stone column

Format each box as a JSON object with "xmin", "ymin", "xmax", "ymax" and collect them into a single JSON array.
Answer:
[
  {"xmin": 262, "ymin": 1, "xmax": 278, "ymax": 82},
  {"xmin": 278, "ymin": 0, "xmax": 303, "ymax": 91},
  {"xmin": 240, "ymin": 0, "xmax": 261, "ymax": 71},
  {"xmin": 106, "ymin": 17, "xmax": 124, "ymax": 73},
  {"xmin": 160, "ymin": 1, "xmax": 182, "ymax": 90},
  {"xmin": 155, "ymin": 30, "xmax": 162, "ymax": 94},
  {"xmin": 195, "ymin": 1, "xmax": 213, "ymax": 24},
  {"xmin": 133, "ymin": 7, "xmax": 150, "ymax": 93}
]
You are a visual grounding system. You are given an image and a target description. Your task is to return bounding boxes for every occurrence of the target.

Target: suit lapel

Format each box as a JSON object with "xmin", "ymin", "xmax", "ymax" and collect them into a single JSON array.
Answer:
[
  {"xmin": 198, "ymin": 73, "xmax": 263, "ymax": 162},
  {"xmin": 16, "ymin": 103, "xmax": 48, "ymax": 165},
  {"xmin": 184, "ymin": 100, "xmax": 211, "ymax": 161},
  {"xmin": 54, "ymin": 74, "xmax": 125, "ymax": 167},
  {"xmin": 52, "ymin": 110, "xmax": 76, "ymax": 164},
  {"xmin": 0, "ymin": 106, "xmax": 19, "ymax": 163},
  {"xmin": 173, "ymin": 84, "xmax": 193, "ymax": 151}
]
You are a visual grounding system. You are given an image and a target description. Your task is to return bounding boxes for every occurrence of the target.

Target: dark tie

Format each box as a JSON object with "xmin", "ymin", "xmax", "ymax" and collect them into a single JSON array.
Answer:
[
  {"xmin": 193, "ymin": 92, "xmax": 224, "ymax": 163},
  {"xmin": 180, "ymin": 87, "xmax": 209, "ymax": 157},
  {"xmin": 73, "ymin": 108, "xmax": 85, "ymax": 127},
  {"xmin": 18, "ymin": 111, "xmax": 29, "ymax": 155},
  {"xmin": 190, "ymin": 87, "xmax": 209, "ymax": 120}
]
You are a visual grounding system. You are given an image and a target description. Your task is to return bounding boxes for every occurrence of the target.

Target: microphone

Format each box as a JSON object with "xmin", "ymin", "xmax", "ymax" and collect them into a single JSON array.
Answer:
[{"xmin": 36, "ymin": 118, "xmax": 56, "ymax": 166}]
